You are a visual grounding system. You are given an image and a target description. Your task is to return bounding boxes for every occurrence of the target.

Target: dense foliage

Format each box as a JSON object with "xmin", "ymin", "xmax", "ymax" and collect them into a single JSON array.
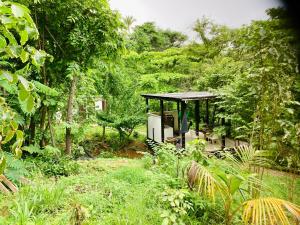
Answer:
[{"xmin": 0, "ymin": 1, "xmax": 299, "ymax": 224}]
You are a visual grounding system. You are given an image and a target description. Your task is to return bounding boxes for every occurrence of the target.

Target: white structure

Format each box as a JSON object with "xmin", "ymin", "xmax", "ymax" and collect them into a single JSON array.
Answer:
[
  {"xmin": 147, "ymin": 112, "xmax": 176, "ymax": 142},
  {"xmin": 95, "ymin": 98, "xmax": 106, "ymax": 111}
]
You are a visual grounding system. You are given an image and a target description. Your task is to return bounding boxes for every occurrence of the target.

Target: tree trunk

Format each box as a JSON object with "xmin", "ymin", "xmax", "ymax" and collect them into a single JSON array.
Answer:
[
  {"xmin": 39, "ymin": 105, "xmax": 47, "ymax": 148},
  {"xmin": 47, "ymin": 110, "xmax": 56, "ymax": 147},
  {"xmin": 29, "ymin": 116, "xmax": 36, "ymax": 145},
  {"xmin": 65, "ymin": 76, "xmax": 78, "ymax": 155},
  {"xmin": 102, "ymin": 125, "xmax": 106, "ymax": 144}
]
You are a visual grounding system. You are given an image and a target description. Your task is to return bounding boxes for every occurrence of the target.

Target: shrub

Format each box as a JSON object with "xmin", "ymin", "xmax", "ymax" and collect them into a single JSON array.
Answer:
[
  {"xmin": 141, "ymin": 153, "xmax": 153, "ymax": 169},
  {"xmin": 160, "ymin": 188, "xmax": 193, "ymax": 225},
  {"xmin": 38, "ymin": 156, "xmax": 79, "ymax": 177},
  {"xmin": 24, "ymin": 145, "xmax": 79, "ymax": 177}
]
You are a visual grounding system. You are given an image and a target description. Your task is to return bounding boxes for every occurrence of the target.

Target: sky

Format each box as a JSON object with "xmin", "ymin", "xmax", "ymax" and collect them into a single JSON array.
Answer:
[{"xmin": 109, "ymin": 0, "xmax": 283, "ymax": 39}]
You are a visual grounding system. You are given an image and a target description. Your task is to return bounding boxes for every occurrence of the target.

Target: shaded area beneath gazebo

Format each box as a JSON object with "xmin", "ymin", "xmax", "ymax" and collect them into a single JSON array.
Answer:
[{"xmin": 141, "ymin": 91, "xmax": 227, "ymax": 149}]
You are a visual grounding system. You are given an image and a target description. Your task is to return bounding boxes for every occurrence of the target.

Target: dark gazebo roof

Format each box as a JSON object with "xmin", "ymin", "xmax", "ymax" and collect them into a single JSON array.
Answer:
[{"xmin": 141, "ymin": 91, "xmax": 217, "ymax": 101}]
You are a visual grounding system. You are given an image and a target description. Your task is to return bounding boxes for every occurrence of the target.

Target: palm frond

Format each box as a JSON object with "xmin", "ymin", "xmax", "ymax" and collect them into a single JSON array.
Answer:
[
  {"xmin": 243, "ymin": 197, "xmax": 300, "ymax": 225},
  {"xmin": 224, "ymin": 145, "xmax": 273, "ymax": 170},
  {"xmin": 187, "ymin": 161, "xmax": 221, "ymax": 202}
]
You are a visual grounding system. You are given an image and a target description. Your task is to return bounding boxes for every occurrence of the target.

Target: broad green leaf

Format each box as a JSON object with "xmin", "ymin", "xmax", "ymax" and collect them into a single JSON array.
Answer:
[
  {"xmin": 0, "ymin": 5, "xmax": 11, "ymax": 14},
  {"xmin": 31, "ymin": 50, "xmax": 46, "ymax": 67},
  {"xmin": 6, "ymin": 45, "xmax": 22, "ymax": 58},
  {"xmin": 0, "ymin": 15, "xmax": 14, "ymax": 24},
  {"xmin": 18, "ymin": 86, "xmax": 29, "ymax": 101},
  {"xmin": 15, "ymin": 148, "xmax": 22, "ymax": 159},
  {"xmin": 15, "ymin": 130, "xmax": 23, "ymax": 140},
  {"xmin": 25, "ymin": 26, "xmax": 38, "ymax": 40},
  {"xmin": 0, "ymin": 157, "xmax": 6, "ymax": 174},
  {"xmin": 2, "ymin": 26, "xmax": 17, "ymax": 45},
  {"xmin": 18, "ymin": 75, "xmax": 30, "ymax": 90},
  {"xmin": 0, "ymin": 79, "xmax": 17, "ymax": 93},
  {"xmin": 10, "ymin": 120, "xmax": 18, "ymax": 130},
  {"xmin": 2, "ymin": 130, "xmax": 15, "ymax": 144},
  {"xmin": 20, "ymin": 49, "xmax": 29, "ymax": 62},
  {"xmin": 0, "ymin": 34, "xmax": 6, "ymax": 49},
  {"xmin": 20, "ymin": 30, "xmax": 28, "ymax": 45},
  {"xmin": 1, "ymin": 70, "xmax": 13, "ymax": 82},
  {"xmin": 229, "ymin": 176, "xmax": 243, "ymax": 194},
  {"xmin": 11, "ymin": 3, "xmax": 27, "ymax": 18},
  {"xmin": 25, "ymin": 95, "xmax": 34, "ymax": 113}
]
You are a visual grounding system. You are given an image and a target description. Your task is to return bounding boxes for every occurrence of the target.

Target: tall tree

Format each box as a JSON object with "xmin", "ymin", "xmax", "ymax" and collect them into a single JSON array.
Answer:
[
  {"xmin": 17, "ymin": 0, "xmax": 124, "ymax": 154},
  {"xmin": 0, "ymin": 0, "xmax": 50, "ymax": 174},
  {"xmin": 129, "ymin": 22, "xmax": 187, "ymax": 52}
]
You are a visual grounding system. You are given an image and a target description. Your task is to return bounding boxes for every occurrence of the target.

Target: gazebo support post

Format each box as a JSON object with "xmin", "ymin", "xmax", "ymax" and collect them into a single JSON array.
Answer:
[
  {"xmin": 146, "ymin": 98, "xmax": 149, "ymax": 139},
  {"xmin": 212, "ymin": 104, "xmax": 216, "ymax": 128},
  {"xmin": 181, "ymin": 101, "xmax": 187, "ymax": 148},
  {"xmin": 160, "ymin": 99, "xmax": 164, "ymax": 142},
  {"xmin": 177, "ymin": 101, "xmax": 180, "ymax": 134},
  {"xmin": 221, "ymin": 117, "xmax": 225, "ymax": 149},
  {"xmin": 195, "ymin": 100, "xmax": 200, "ymax": 136},
  {"xmin": 206, "ymin": 99, "xmax": 209, "ymax": 127}
]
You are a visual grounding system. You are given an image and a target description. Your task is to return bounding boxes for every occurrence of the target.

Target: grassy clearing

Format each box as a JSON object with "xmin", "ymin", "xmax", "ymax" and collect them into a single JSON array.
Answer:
[
  {"xmin": 0, "ymin": 158, "xmax": 171, "ymax": 225},
  {"xmin": 0, "ymin": 157, "xmax": 299, "ymax": 225}
]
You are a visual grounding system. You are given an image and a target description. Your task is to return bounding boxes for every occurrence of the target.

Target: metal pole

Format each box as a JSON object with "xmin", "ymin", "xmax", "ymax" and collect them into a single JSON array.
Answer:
[
  {"xmin": 146, "ymin": 98, "xmax": 149, "ymax": 139},
  {"xmin": 160, "ymin": 99, "xmax": 164, "ymax": 142},
  {"xmin": 181, "ymin": 101, "xmax": 187, "ymax": 148},
  {"xmin": 177, "ymin": 101, "xmax": 180, "ymax": 134},
  {"xmin": 221, "ymin": 117, "xmax": 226, "ymax": 150},
  {"xmin": 195, "ymin": 100, "xmax": 200, "ymax": 136},
  {"xmin": 206, "ymin": 99, "xmax": 209, "ymax": 127}
]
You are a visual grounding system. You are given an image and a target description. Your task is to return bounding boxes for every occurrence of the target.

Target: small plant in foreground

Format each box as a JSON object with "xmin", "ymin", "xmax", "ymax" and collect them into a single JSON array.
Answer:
[
  {"xmin": 160, "ymin": 189, "xmax": 193, "ymax": 225},
  {"xmin": 186, "ymin": 146, "xmax": 300, "ymax": 225}
]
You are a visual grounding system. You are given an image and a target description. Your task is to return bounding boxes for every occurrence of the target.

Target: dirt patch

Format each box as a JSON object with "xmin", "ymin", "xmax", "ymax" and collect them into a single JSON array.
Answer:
[
  {"xmin": 81, "ymin": 140, "xmax": 109, "ymax": 157},
  {"xmin": 117, "ymin": 140, "xmax": 149, "ymax": 159},
  {"xmin": 117, "ymin": 149, "xmax": 145, "ymax": 159}
]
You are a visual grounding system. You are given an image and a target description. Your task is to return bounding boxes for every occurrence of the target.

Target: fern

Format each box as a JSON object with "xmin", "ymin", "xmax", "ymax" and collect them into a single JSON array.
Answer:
[
  {"xmin": 0, "ymin": 152, "xmax": 29, "ymax": 183},
  {"xmin": 32, "ymin": 81, "xmax": 59, "ymax": 96}
]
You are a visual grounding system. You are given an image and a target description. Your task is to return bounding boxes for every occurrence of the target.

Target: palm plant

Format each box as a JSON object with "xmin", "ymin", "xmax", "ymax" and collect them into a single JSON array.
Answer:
[
  {"xmin": 243, "ymin": 198, "xmax": 300, "ymax": 225},
  {"xmin": 123, "ymin": 16, "xmax": 136, "ymax": 34},
  {"xmin": 186, "ymin": 146, "xmax": 300, "ymax": 225}
]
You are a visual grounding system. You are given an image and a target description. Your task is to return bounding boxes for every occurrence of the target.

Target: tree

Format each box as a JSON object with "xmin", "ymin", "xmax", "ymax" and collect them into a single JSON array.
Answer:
[
  {"xmin": 129, "ymin": 22, "xmax": 187, "ymax": 52},
  {"xmin": 123, "ymin": 16, "xmax": 136, "ymax": 34},
  {"xmin": 17, "ymin": 0, "xmax": 124, "ymax": 154},
  {"xmin": 0, "ymin": 1, "xmax": 50, "ymax": 174}
]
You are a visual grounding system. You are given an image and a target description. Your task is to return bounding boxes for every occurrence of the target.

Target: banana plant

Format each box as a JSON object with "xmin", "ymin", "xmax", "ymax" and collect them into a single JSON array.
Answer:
[{"xmin": 186, "ymin": 147, "xmax": 300, "ymax": 225}]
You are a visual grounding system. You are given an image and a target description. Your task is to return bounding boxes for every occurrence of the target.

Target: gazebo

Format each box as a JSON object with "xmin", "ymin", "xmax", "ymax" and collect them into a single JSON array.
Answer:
[{"xmin": 141, "ymin": 91, "xmax": 225, "ymax": 149}]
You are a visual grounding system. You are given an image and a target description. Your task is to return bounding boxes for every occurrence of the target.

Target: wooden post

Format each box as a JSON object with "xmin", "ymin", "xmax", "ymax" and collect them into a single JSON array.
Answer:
[
  {"xmin": 146, "ymin": 98, "xmax": 149, "ymax": 139},
  {"xmin": 177, "ymin": 101, "xmax": 180, "ymax": 134},
  {"xmin": 195, "ymin": 100, "xmax": 200, "ymax": 136},
  {"xmin": 212, "ymin": 104, "xmax": 216, "ymax": 128},
  {"xmin": 206, "ymin": 99, "xmax": 209, "ymax": 127},
  {"xmin": 181, "ymin": 101, "xmax": 187, "ymax": 148},
  {"xmin": 228, "ymin": 119, "xmax": 231, "ymax": 137},
  {"xmin": 0, "ymin": 175, "xmax": 18, "ymax": 194},
  {"xmin": 221, "ymin": 117, "xmax": 226, "ymax": 150},
  {"xmin": 160, "ymin": 99, "xmax": 164, "ymax": 142}
]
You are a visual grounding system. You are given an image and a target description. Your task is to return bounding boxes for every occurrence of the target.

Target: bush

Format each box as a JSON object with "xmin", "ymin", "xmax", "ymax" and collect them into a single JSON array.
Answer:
[
  {"xmin": 37, "ymin": 156, "xmax": 79, "ymax": 177},
  {"xmin": 160, "ymin": 188, "xmax": 193, "ymax": 225},
  {"xmin": 141, "ymin": 153, "xmax": 153, "ymax": 169},
  {"xmin": 24, "ymin": 145, "xmax": 79, "ymax": 177}
]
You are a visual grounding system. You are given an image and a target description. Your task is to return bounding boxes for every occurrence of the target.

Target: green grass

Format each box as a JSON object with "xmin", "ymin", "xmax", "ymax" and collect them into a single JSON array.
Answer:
[
  {"xmin": 0, "ymin": 158, "xmax": 299, "ymax": 225},
  {"xmin": 0, "ymin": 158, "xmax": 171, "ymax": 225}
]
